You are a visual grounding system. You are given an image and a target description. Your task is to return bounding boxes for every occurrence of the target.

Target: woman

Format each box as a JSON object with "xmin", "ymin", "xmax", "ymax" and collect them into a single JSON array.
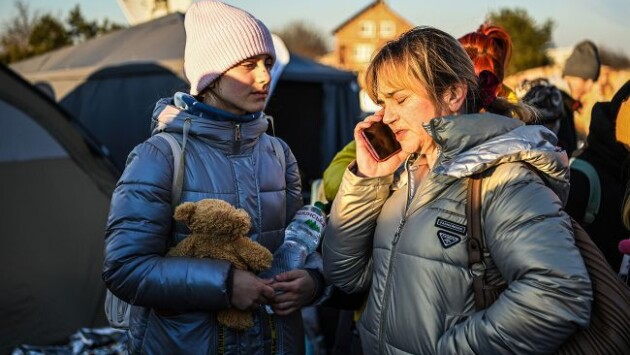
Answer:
[
  {"xmin": 102, "ymin": 1, "xmax": 324, "ymax": 353},
  {"xmin": 322, "ymin": 27, "xmax": 592, "ymax": 355},
  {"xmin": 323, "ymin": 23, "xmax": 518, "ymax": 204}
]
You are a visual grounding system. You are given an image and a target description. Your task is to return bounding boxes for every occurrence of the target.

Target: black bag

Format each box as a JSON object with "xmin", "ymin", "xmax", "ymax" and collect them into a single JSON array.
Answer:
[{"xmin": 467, "ymin": 172, "xmax": 630, "ymax": 354}]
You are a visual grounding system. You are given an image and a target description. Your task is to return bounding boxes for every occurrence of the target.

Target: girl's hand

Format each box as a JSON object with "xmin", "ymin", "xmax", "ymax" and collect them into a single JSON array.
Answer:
[
  {"xmin": 231, "ymin": 269, "xmax": 275, "ymax": 310},
  {"xmin": 354, "ymin": 111, "xmax": 407, "ymax": 177},
  {"xmin": 268, "ymin": 269, "xmax": 316, "ymax": 316}
]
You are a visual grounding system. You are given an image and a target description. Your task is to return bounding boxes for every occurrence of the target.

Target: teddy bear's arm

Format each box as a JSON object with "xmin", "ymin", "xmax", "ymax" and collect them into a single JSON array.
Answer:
[
  {"xmin": 233, "ymin": 238, "xmax": 273, "ymax": 272},
  {"xmin": 167, "ymin": 236, "xmax": 197, "ymax": 257}
]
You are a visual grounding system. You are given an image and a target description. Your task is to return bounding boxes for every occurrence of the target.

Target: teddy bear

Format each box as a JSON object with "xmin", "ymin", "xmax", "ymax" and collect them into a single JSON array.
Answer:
[{"xmin": 167, "ymin": 198, "xmax": 273, "ymax": 331}]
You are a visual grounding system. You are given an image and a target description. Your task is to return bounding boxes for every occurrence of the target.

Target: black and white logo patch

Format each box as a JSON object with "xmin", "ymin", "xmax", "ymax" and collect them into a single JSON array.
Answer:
[
  {"xmin": 437, "ymin": 231, "xmax": 461, "ymax": 249},
  {"xmin": 435, "ymin": 217, "xmax": 467, "ymax": 235}
]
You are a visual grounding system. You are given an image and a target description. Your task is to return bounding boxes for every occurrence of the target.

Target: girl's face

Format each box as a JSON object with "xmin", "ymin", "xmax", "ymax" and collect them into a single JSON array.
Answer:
[
  {"xmin": 377, "ymin": 82, "xmax": 450, "ymax": 155},
  {"xmin": 208, "ymin": 54, "xmax": 274, "ymax": 115}
]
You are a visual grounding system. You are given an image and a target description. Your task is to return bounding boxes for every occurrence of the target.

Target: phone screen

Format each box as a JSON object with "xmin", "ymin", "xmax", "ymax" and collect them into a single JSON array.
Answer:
[{"xmin": 361, "ymin": 121, "xmax": 402, "ymax": 161}]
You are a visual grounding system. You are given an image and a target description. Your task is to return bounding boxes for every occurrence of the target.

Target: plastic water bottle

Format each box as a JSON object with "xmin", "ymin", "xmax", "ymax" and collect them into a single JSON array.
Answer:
[{"xmin": 261, "ymin": 203, "xmax": 327, "ymax": 313}]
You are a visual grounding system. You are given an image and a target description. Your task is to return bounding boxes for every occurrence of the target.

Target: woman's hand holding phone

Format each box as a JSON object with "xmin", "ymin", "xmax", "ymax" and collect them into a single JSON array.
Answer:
[{"xmin": 354, "ymin": 111, "xmax": 407, "ymax": 178}]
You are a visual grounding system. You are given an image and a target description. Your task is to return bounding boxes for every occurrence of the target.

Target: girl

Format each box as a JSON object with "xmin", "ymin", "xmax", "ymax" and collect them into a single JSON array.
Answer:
[{"xmin": 103, "ymin": 1, "xmax": 324, "ymax": 353}]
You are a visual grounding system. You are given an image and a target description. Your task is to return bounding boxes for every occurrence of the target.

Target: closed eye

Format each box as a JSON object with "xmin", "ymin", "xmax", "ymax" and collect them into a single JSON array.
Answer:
[{"xmin": 395, "ymin": 96, "xmax": 408, "ymax": 104}]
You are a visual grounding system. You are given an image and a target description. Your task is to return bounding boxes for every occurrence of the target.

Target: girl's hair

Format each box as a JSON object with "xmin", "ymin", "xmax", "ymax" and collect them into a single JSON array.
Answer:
[
  {"xmin": 365, "ymin": 26, "xmax": 535, "ymax": 123},
  {"xmin": 196, "ymin": 81, "xmax": 219, "ymax": 103}
]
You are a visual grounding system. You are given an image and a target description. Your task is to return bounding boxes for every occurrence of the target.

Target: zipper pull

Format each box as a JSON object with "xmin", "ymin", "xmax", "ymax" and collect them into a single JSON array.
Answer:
[
  {"xmin": 392, "ymin": 218, "xmax": 406, "ymax": 245},
  {"xmin": 234, "ymin": 123, "xmax": 241, "ymax": 141}
]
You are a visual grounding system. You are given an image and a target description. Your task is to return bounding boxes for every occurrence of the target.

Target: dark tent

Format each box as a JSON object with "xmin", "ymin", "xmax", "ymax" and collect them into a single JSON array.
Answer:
[
  {"xmin": 11, "ymin": 13, "xmax": 361, "ymax": 196},
  {"xmin": 0, "ymin": 64, "xmax": 118, "ymax": 353}
]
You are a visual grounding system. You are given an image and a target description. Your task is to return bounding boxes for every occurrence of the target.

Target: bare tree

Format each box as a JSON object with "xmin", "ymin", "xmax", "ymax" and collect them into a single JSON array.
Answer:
[
  {"xmin": 1, "ymin": 0, "xmax": 39, "ymax": 63},
  {"xmin": 1, "ymin": 1, "xmax": 125, "ymax": 64},
  {"xmin": 275, "ymin": 21, "xmax": 329, "ymax": 59}
]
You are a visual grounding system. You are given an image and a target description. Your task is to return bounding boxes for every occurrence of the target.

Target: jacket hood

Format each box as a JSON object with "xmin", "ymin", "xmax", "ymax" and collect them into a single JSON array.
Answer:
[
  {"xmin": 150, "ymin": 94, "xmax": 269, "ymax": 154},
  {"xmin": 581, "ymin": 91, "xmax": 630, "ymax": 177},
  {"xmin": 431, "ymin": 113, "xmax": 570, "ymax": 202}
]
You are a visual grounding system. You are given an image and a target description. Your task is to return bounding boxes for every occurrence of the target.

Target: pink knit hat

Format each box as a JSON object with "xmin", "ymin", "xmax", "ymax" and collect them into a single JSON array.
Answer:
[{"xmin": 184, "ymin": 0, "xmax": 275, "ymax": 95}]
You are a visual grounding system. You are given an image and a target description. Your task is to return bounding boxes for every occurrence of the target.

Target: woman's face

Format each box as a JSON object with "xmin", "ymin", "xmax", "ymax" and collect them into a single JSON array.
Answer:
[
  {"xmin": 208, "ymin": 54, "xmax": 274, "ymax": 115},
  {"xmin": 377, "ymin": 82, "xmax": 450, "ymax": 154}
]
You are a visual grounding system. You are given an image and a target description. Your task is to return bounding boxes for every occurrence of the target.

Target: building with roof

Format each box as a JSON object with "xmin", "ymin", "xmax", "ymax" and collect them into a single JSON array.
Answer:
[{"xmin": 322, "ymin": 0, "xmax": 413, "ymax": 87}]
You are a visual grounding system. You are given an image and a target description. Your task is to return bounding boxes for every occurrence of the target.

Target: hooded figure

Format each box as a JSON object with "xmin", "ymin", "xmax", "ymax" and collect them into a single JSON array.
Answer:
[{"xmin": 566, "ymin": 80, "xmax": 630, "ymax": 271}]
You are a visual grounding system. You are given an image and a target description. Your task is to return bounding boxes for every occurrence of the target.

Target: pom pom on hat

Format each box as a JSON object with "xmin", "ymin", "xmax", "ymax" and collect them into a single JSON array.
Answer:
[
  {"xmin": 562, "ymin": 40, "xmax": 601, "ymax": 81},
  {"xmin": 184, "ymin": 0, "xmax": 275, "ymax": 95}
]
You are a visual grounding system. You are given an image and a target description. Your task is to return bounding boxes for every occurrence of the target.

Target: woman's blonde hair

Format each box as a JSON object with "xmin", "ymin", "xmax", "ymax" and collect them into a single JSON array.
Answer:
[{"xmin": 365, "ymin": 26, "xmax": 536, "ymax": 122}]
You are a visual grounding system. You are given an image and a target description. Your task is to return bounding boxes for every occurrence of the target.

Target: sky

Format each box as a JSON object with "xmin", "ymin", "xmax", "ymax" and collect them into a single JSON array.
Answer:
[{"xmin": 1, "ymin": 0, "xmax": 629, "ymax": 56}]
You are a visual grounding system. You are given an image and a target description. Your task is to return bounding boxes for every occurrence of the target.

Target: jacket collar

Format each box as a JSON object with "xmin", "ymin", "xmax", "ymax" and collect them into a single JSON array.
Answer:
[
  {"xmin": 150, "ymin": 94, "xmax": 269, "ymax": 154},
  {"xmin": 427, "ymin": 113, "xmax": 570, "ymax": 203}
]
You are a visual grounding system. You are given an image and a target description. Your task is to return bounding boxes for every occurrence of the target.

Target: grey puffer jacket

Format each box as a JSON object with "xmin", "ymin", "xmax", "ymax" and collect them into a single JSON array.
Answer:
[
  {"xmin": 323, "ymin": 113, "xmax": 592, "ymax": 355},
  {"xmin": 103, "ymin": 96, "xmax": 321, "ymax": 354}
]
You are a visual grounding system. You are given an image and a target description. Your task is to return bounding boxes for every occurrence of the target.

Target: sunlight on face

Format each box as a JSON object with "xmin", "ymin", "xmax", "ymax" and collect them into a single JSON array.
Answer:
[
  {"xmin": 376, "ymin": 81, "xmax": 447, "ymax": 155},
  {"xmin": 565, "ymin": 76, "xmax": 593, "ymax": 101},
  {"xmin": 210, "ymin": 54, "xmax": 274, "ymax": 115}
]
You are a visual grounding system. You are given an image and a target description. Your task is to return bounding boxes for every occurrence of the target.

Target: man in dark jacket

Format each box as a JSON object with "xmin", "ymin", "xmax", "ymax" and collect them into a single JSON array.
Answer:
[{"xmin": 566, "ymin": 81, "xmax": 630, "ymax": 271}]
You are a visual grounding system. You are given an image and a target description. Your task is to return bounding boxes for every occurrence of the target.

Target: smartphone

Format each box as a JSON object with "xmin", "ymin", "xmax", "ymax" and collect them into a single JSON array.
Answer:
[{"xmin": 360, "ymin": 121, "xmax": 402, "ymax": 162}]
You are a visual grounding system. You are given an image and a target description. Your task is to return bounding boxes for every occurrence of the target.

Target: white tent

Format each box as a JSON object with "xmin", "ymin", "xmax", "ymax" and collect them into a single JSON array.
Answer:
[
  {"xmin": 0, "ymin": 64, "xmax": 118, "ymax": 353},
  {"xmin": 11, "ymin": 14, "xmax": 361, "ymax": 192}
]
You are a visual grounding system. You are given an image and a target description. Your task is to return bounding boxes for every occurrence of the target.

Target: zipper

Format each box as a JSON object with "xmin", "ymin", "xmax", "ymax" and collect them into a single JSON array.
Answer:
[
  {"xmin": 378, "ymin": 156, "xmax": 415, "ymax": 353},
  {"xmin": 424, "ymin": 120, "xmax": 444, "ymax": 167},
  {"xmin": 233, "ymin": 123, "xmax": 242, "ymax": 155},
  {"xmin": 378, "ymin": 219, "xmax": 406, "ymax": 353},
  {"xmin": 391, "ymin": 218, "xmax": 406, "ymax": 245}
]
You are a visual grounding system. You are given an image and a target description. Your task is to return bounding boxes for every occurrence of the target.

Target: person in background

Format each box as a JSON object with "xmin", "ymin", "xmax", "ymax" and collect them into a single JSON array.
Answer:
[
  {"xmin": 564, "ymin": 40, "xmax": 601, "ymax": 105},
  {"xmin": 519, "ymin": 78, "xmax": 568, "ymax": 136},
  {"xmin": 565, "ymin": 81, "xmax": 630, "ymax": 271},
  {"xmin": 458, "ymin": 23, "xmax": 518, "ymax": 103},
  {"xmin": 618, "ymin": 91, "xmax": 630, "ymax": 281},
  {"xmin": 323, "ymin": 26, "xmax": 591, "ymax": 354},
  {"xmin": 102, "ymin": 1, "xmax": 325, "ymax": 353},
  {"xmin": 563, "ymin": 40, "xmax": 602, "ymax": 144},
  {"xmin": 618, "ymin": 90, "xmax": 630, "ymax": 230}
]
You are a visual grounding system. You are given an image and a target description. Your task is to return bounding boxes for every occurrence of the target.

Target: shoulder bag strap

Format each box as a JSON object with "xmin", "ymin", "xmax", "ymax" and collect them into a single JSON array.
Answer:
[
  {"xmin": 569, "ymin": 157, "xmax": 601, "ymax": 224},
  {"xmin": 269, "ymin": 135, "xmax": 286, "ymax": 173},
  {"xmin": 467, "ymin": 173, "xmax": 486, "ymax": 310},
  {"xmin": 156, "ymin": 131, "xmax": 186, "ymax": 207}
]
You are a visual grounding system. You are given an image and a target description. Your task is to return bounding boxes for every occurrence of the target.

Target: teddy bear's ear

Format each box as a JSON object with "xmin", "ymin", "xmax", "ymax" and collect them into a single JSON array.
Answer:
[{"xmin": 174, "ymin": 202, "xmax": 196, "ymax": 224}]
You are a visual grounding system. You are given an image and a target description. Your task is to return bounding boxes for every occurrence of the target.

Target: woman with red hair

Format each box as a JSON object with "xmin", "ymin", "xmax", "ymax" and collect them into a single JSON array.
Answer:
[{"xmin": 458, "ymin": 24, "xmax": 517, "ymax": 102}]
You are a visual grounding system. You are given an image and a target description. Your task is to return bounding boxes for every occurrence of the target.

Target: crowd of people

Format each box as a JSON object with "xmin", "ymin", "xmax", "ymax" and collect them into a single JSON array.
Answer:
[{"xmin": 101, "ymin": 1, "xmax": 630, "ymax": 354}]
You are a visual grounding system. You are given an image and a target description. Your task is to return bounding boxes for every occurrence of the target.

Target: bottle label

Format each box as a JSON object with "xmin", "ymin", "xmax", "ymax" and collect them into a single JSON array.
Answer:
[{"xmin": 293, "ymin": 207, "xmax": 326, "ymax": 233}]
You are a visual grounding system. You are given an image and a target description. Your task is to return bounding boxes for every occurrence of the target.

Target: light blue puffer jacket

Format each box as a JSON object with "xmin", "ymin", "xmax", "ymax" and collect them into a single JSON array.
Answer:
[
  {"xmin": 323, "ymin": 113, "xmax": 592, "ymax": 355},
  {"xmin": 103, "ymin": 95, "xmax": 320, "ymax": 354}
]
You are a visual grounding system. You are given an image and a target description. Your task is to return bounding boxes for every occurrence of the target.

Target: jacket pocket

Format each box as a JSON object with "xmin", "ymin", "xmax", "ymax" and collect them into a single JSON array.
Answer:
[{"xmin": 142, "ymin": 309, "xmax": 215, "ymax": 354}]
